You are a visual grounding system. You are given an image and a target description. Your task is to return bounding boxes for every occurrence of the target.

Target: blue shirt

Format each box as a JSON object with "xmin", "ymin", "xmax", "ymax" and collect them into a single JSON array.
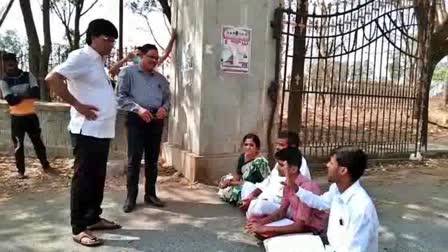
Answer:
[{"xmin": 117, "ymin": 64, "xmax": 170, "ymax": 113}]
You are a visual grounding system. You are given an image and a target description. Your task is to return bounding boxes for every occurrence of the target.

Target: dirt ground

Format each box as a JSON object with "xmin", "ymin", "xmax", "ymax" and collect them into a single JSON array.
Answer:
[
  {"xmin": 1, "ymin": 154, "xmax": 448, "ymax": 199},
  {"xmin": 1, "ymin": 154, "xmax": 447, "ymax": 251},
  {"xmin": 0, "ymin": 156, "xmax": 72, "ymax": 201},
  {"xmin": 429, "ymin": 96, "xmax": 448, "ymax": 145},
  {"xmin": 0, "ymin": 155, "xmax": 187, "ymax": 201}
]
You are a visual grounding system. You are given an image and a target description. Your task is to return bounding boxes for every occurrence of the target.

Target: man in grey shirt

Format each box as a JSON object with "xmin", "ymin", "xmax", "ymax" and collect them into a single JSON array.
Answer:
[{"xmin": 118, "ymin": 43, "xmax": 170, "ymax": 213}]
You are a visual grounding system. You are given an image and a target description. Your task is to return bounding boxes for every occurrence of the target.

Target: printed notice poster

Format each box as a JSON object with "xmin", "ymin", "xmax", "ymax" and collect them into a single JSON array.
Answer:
[{"xmin": 220, "ymin": 26, "xmax": 252, "ymax": 74}]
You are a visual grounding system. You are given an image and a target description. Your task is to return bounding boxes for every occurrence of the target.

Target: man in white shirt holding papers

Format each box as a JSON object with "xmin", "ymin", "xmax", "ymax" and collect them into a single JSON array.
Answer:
[{"xmin": 266, "ymin": 147, "xmax": 379, "ymax": 252}]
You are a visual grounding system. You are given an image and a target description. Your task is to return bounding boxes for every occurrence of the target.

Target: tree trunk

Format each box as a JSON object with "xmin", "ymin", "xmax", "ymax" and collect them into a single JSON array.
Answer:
[
  {"xmin": 420, "ymin": 62, "xmax": 437, "ymax": 150},
  {"xmin": 288, "ymin": 1, "xmax": 308, "ymax": 134},
  {"xmin": 445, "ymin": 81, "xmax": 448, "ymax": 106},
  {"xmin": 119, "ymin": 0, "xmax": 123, "ymax": 60},
  {"xmin": 65, "ymin": 26, "xmax": 74, "ymax": 50},
  {"xmin": 40, "ymin": 0, "xmax": 51, "ymax": 101},
  {"xmin": 267, "ymin": 7, "xmax": 283, "ymax": 167},
  {"xmin": 19, "ymin": 0, "xmax": 41, "ymax": 84},
  {"xmin": 74, "ymin": 0, "xmax": 82, "ymax": 50},
  {"xmin": 416, "ymin": 0, "xmax": 437, "ymax": 151}
]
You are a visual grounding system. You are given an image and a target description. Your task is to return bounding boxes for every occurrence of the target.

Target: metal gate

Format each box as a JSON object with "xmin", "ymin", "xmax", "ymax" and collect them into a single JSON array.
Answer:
[{"xmin": 273, "ymin": 0, "xmax": 426, "ymax": 159}]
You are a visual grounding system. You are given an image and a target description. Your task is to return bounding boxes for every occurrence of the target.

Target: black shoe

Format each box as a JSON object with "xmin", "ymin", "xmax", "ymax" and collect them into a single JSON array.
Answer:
[
  {"xmin": 42, "ymin": 162, "xmax": 51, "ymax": 170},
  {"xmin": 144, "ymin": 195, "xmax": 166, "ymax": 208},
  {"xmin": 15, "ymin": 172, "xmax": 27, "ymax": 179},
  {"xmin": 123, "ymin": 198, "xmax": 136, "ymax": 213},
  {"xmin": 43, "ymin": 163, "xmax": 57, "ymax": 174}
]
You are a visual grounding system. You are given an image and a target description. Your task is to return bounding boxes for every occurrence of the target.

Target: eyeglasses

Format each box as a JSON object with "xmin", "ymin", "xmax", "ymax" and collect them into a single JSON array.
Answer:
[
  {"xmin": 101, "ymin": 36, "xmax": 116, "ymax": 44},
  {"xmin": 143, "ymin": 54, "xmax": 159, "ymax": 61}
]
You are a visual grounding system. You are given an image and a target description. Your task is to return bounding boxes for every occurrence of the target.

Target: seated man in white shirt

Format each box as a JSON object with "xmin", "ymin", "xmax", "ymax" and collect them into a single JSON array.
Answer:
[
  {"xmin": 240, "ymin": 131, "xmax": 311, "ymax": 219},
  {"xmin": 287, "ymin": 147, "xmax": 379, "ymax": 252},
  {"xmin": 245, "ymin": 147, "xmax": 328, "ymax": 239}
]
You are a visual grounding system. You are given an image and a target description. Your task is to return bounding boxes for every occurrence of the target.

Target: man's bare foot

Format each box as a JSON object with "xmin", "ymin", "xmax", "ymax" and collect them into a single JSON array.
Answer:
[
  {"xmin": 87, "ymin": 218, "xmax": 121, "ymax": 230},
  {"xmin": 72, "ymin": 230, "xmax": 103, "ymax": 247}
]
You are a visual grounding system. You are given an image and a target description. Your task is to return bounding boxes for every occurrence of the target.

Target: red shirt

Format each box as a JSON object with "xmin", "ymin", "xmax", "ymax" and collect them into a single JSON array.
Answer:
[{"xmin": 280, "ymin": 174, "xmax": 328, "ymax": 232}]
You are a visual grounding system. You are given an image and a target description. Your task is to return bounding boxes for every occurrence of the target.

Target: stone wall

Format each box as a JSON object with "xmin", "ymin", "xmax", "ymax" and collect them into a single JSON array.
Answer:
[{"xmin": 0, "ymin": 100, "xmax": 127, "ymax": 159}]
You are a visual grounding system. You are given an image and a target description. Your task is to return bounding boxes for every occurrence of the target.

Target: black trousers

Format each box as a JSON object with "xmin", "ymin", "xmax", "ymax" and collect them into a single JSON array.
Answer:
[
  {"xmin": 70, "ymin": 133, "xmax": 110, "ymax": 235},
  {"xmin": 10, "ymin": 114, "xmax": 49, "ymax": 174},
  {"xmin": 126, "ymin": 112, "xmax": 163, "ymax": 201}
]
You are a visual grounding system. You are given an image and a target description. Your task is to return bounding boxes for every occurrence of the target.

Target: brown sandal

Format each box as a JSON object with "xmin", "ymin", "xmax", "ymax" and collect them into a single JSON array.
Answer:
[
  {"xmin": 72, "ymin": 231, "xmax": 103, "ymax": 247},
  {"xmin": 87, "ymin": 218, "xmax": 121, "ymax": 230}
]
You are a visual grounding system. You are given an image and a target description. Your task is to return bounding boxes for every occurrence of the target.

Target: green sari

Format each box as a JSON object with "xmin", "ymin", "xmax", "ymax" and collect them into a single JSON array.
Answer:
[{"xmin": 218, "ymin": 154, "xmax": 270, "ymax": 204}]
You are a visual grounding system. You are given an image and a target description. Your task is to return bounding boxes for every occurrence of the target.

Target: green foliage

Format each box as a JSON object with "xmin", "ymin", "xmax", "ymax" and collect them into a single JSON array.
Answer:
[
  {"xmin": 128, "ymin": 0, "xmax": 160, "ymax": 14},
  {"xmin": 432, "ymin": 64, "xmax": 448, "ymax": 81},
  {"xmin": 0, "ymin": 30, "xmax": 25, "ymax": 55}
]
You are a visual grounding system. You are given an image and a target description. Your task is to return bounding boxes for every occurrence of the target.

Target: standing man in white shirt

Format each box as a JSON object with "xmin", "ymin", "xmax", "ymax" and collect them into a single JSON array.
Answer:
[
  {"xmin": 46, "ymin": 19, "xmax": 121, "ymax": 247},
  {"xmin": 293, "ymin": 147, "xmax": 379, "ymax": 252},
  {"xmin": 240, "ymin": 131, "xmax": 311, "ymax": 218}
]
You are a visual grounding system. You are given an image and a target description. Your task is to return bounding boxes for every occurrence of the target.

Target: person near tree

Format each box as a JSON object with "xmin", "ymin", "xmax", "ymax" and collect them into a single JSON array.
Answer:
[{"xmin": 0, "ymin": 52, "xmax": 51, "ymax": 179}]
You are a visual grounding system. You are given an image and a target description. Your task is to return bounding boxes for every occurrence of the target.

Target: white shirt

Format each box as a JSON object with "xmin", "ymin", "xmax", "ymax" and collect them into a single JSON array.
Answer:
[
  {"xmin": 52, "ymin": 46, "xmax": 117, "ymax": 138},
  {"xmin": 256, "ymin": 157, "xmax": 311, "ymax": 204},
  {"xmin": 300, "ymin": 157, "xmax": 311, "ymax": 180},
  {"xmin": 297, "ymin": 181, "xmax": 379, "ymax": 252}
]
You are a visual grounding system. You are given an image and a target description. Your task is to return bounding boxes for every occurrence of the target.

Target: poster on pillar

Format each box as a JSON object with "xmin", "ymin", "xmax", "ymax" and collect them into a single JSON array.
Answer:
[{"xmin": 220, "ymin": 26, "xmax": 252, "ymax": 74}]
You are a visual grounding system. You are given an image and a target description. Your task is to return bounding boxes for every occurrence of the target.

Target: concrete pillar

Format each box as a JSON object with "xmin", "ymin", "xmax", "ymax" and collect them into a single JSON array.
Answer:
[{"xmin": 163, "ymin": 0, "xmax": 277, "ymax": 183}]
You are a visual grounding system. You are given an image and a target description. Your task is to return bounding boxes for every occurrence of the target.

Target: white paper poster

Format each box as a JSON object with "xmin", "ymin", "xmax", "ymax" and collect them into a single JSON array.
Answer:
[
  {"xmin": 220, "ymin": 26, "xmax": 252, "ymax": 74},
  {"xmin": 182, "ymin": 42, "xmax": 193, "ymax": 86}
]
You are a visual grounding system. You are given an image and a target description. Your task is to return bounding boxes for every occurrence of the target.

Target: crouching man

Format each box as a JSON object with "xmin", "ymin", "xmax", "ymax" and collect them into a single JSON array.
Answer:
[{"xmin": 245, "ymin": 147, "xmax": 327, "ymax": 238}]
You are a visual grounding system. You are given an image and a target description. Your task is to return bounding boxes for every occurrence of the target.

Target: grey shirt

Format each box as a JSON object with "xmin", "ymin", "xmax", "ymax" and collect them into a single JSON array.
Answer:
[{"xmin": 117, "ymin": 64, "xmax": 170, "ymax": 113}]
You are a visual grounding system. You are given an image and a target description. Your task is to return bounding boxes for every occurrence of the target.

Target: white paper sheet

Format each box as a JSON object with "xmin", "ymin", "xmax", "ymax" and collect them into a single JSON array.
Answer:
[{"xmin": 264, "ymin": 233, "xmax": 326, "ymax": 252}]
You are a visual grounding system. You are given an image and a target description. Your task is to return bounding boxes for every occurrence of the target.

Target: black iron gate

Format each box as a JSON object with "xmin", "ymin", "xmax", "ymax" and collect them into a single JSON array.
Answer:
[{"xmin": 273, "ymin": 0, "xmax": 426, "ymax": 159}]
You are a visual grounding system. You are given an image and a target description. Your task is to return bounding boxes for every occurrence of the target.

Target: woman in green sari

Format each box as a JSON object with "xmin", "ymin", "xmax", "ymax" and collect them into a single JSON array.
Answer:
[{"xmin": 218, "ymin": 133, "xmax": 270, "ymax": 205}]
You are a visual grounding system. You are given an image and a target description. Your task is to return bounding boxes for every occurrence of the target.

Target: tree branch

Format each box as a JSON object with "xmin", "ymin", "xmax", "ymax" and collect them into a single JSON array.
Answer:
[
  {"xmin": 130, "ymin": 3, "xmax": 165, "ymax": 49},
  {"xmin": 67, "ymin": 1, "xmax": 75, "ymax": 24},
  {"xmin": 427, "ymin": 0, "xmax": 448, "ymax": 66},
  {"xmin": 430, "ymin": 37, "xmax": 448, "ymax": 64},
  {"xmin": 163, "ymin": 12, "xmax": 171, "ymax": 32},
  {"xmin": 50, "ymin": 0, "xmax": 74, "ymax": 49},
  {"xmin": 0, "ymin": 0, "xmax": 15, "ymax": 28},
  {"xmin": 157, "ymin": 0, "xmax": 171, "ymax": 23},
  {"xmin": 80, "ymin": 0, "xmax": 98, "ymax": 16},
  {"xmin": 50, "ymin": 2, "xmax": 65, "ymax": 23},
  {"xmin": 142, "ymin": 15, "xmax": 164, "ymax": 49},
  {"xmin": 50, "ymin": 1, "xmax": 74, "ymax": 31}
]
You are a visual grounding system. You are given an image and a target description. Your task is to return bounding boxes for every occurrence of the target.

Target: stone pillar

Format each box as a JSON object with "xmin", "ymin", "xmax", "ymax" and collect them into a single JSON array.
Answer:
[{"xmin": 163, "ymin": 0, "xmax": 277, "ymax": 183}]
